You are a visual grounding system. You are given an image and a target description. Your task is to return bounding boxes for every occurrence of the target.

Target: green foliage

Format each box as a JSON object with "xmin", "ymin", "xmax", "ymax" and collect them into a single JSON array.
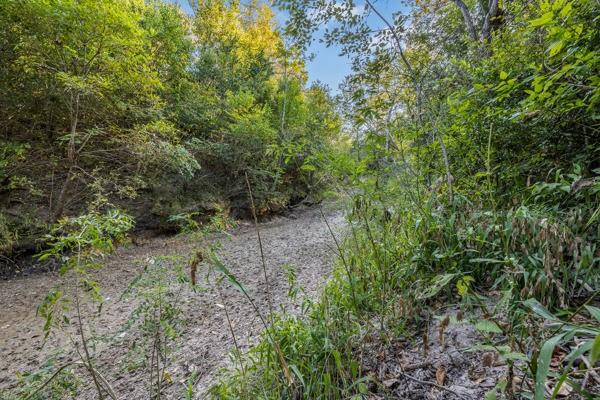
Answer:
[
  {"xmin": 441, "ymin": 0, "xmax": 600, "ymax": 201},
  {"xmin": 168, "ymin": 212, "xmax": 201, "ymax": 234},
  {"xmin": 4, "ymin": 209, "xmax": 134, "ymax": 399},
  {"xmin": 0, "ymin": 359, "xmax": 79, "ymax": 400},
  {"xmin": 3, "ymin": 0, "xmax": 598, "ymax": 398},
  {"xmin": 182, "ymin": 371, "xmax": 198, "ymax": 400},
  {"xmin": 168, "ymin": 204, "xmax": 236, "ymax": 235},
  {"xmin": 0, "ymin": 141, "xmax": 30, "ymax": 190},
  {"xmin": 209, "ymin": 261, "xmax": 365, "ymax": 399},
  {"xmin": 39, "ymin": 209, "xmax": 134, "ymax": 270},
  {"xmin": 522, "ymin": 298, "xmax": 600, "ymax": 400},
  {"xmin": 0, "ymin": 0, "xmax": 344, "ymax": 255},
  {"xmin": 0, "ymin": 211, "xmax": 18, "ymax": 253},
  {"xmin": 211, "ymin": 0, "xmax": 600, "ymax": 397},
  {"xmin": 121, "ymin": 256, "xmax": 188, "ymax": 397},
  {"xmin": 36, "ymin": 209, "xmax": 133, "ymax": 338}
]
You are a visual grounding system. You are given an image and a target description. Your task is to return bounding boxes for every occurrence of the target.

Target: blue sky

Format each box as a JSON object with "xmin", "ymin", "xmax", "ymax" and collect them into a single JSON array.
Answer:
[
  {"xmin": 292, "ymin": 1, "xmax": 410, "ymax": 91},
  {"xmin": 170, "ymin": 0, "xmax": 409, "ymax": 91}
]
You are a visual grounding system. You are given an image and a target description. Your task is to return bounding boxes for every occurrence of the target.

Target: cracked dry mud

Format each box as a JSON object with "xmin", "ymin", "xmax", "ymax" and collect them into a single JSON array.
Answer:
[{"xmin": 0, "ymin": 205, "xmax": 345, "ymax": 399}]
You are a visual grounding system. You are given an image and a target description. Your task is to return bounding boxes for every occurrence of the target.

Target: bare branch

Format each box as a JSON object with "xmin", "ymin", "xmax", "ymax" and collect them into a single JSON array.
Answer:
[{"xmin": 364, "ymin": 0, "xmax": 416, "ymax": 81}]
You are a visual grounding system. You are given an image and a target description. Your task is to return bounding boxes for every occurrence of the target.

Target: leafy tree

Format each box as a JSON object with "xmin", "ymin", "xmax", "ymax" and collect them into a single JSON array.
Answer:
[
  {"xmin": 0, "ymin": 0, "xmax": 164, "ymax": 221},
  {"xmin": 0, "ymin": 0, "xmax": 344, "ymax": 256}
]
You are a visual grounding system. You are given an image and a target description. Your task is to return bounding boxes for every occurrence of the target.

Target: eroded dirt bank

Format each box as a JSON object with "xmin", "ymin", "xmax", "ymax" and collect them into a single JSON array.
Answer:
[{"xmin": 0, "ymin": 205, "xmax": 345, "ymax": 399}]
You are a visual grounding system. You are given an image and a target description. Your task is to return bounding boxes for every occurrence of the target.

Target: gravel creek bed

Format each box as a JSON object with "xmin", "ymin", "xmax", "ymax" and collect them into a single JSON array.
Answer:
[{"xmin": 0, "ymin": 205, "xmax": 345, "ymax": 399}]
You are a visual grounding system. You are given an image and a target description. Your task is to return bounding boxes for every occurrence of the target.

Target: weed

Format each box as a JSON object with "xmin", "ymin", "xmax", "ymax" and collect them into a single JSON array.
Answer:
[
  {"xmin": 121, "ymin": 256, "xmax": 189, "ymax": 399},
  {"xmin": 32, "ymin": 209, "xmax": 133, "ymax": 399},
  {"xmin": 0, "ymin": 358, "xmax": 79, "ymax": 400}
]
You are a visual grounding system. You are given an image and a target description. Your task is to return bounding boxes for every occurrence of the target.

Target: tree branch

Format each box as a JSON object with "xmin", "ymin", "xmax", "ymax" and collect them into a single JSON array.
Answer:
[
  {"xmin": 451, "ymin": 0, "xmax": 478, "ymax": 41},
  {"xmin": 364, "ymin": 0, "xmax": 416, "ymax": 81},
  {"xmin": 481, "ymin": 0, "xmax": 499, "ymax": 42}
]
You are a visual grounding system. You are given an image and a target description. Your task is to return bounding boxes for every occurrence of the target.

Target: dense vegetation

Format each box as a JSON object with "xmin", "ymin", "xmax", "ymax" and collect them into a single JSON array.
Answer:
[
  {"xmin": 210, "ymin": 0, "xmax": 600, "ymax": 399},
  {"xmin": 0, "ymin": 0, "xmax": 344, "ymax": 262},
  {"xmin": 1, "ymin": 0, "xmax": 599, "ymax": 399}
]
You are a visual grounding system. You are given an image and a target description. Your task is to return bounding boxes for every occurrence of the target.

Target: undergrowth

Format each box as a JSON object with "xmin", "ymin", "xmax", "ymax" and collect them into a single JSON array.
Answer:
[{"xmin": 209, "ymin": 167, "xmax": 600, "ymax": 399}]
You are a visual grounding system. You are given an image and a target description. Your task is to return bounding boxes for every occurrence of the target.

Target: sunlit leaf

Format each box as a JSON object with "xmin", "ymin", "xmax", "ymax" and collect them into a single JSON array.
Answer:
[{"xmin": 530, "ymin": 11, "xmax": 554, "ymax": 27}]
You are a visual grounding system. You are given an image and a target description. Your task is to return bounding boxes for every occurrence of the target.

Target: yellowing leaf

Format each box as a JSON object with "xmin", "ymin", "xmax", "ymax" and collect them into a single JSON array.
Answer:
[
  {"xmin": 163, "ymin": 370, "xmax": 173, "ymax": 385},
  {"xmin": 456, "ymin": 276, "xmax": 474, "ymax": 297}
]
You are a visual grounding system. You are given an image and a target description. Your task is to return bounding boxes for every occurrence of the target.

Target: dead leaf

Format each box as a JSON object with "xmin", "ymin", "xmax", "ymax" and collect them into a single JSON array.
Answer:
[
  {"xmin": 456, "ymin": 310, "xmax": 464, "ymax": 321},
  {"xmin": 468, "ymin": 366, "xmax": 485, "ymax": 382},
  {"xmin": 482, "ymin": 352, "xmax": 495, "ymax": 368},
  {"xmin": 550, "ymin": 347, "xmax": 566, "ymax": 368},
  {"xmin": 436, "ymin": 366, "xmax": 446, "ymax": 386},
  {"xmin": 571, "ymin": 177, "xmax": 596, "ymax": 194},
  {"xmin": 472, "ymin": 376, "xmax": 485, "ymax": 384},
  {"xmin": 382, "ymin": 378, "xmax": 398, "ymax": 388},
  {"xmin": 556, "ymin": 382, "xmax": 573, "ymax": 397},
  {"xmin": 511, "ymin": 376, "xmax": 522, "ymax": 394},
  {"xmin": 438, "ymin": 316, "xmax": 449, "ymax": 346},
  {"xmin": 545, "ymin": 381, "xmax": 573, "ymax": 397}
]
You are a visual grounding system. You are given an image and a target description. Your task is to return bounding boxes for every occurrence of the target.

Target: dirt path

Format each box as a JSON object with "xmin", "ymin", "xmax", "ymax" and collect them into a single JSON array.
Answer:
[{"xmin": 0, "ymin": 205, "xmax": 345, "ymax": 399}]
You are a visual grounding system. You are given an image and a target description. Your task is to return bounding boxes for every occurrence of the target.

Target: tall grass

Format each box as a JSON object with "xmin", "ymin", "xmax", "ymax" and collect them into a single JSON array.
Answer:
[{"xmin": 209, "ymin": 169, "xmax": 600, "ymax": 399}]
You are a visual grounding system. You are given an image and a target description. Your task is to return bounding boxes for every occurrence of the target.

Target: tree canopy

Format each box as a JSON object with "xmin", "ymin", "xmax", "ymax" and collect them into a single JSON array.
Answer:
[{"xmin": 0, "ymin": 0, "xmax": 345, "ymax": 252}]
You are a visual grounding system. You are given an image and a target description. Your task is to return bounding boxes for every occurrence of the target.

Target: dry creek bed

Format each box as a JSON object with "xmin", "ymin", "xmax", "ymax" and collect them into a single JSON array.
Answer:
[{"xmin": 0, "ymin": 205, "xmax": 345, "ymax": 399}]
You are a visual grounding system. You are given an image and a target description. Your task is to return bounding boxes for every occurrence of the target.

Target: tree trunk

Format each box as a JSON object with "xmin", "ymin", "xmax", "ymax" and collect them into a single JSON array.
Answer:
[
  {"xmin": 452, "ymin": 0, "xmax": 478, "ymax": 41},
  {"xmin": 481, "ymin": 0, "xmax": 500, "ymax": 43}
]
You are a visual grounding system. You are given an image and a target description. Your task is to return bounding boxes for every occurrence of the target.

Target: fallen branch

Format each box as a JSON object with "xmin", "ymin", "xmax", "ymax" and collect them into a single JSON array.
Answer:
[
  {"xmin": 402, "ymin": 361, "xmax": 432, "ymax": 372},
  {"xmin": 396, "ymin": 370, "xmax": 467, "ymax": 399}
]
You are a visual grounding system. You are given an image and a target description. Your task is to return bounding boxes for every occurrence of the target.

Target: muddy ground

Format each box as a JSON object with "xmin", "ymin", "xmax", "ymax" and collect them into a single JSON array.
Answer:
[{"xmin": 0, "ymin": 205, "xmax": 345, "ymax": 399}]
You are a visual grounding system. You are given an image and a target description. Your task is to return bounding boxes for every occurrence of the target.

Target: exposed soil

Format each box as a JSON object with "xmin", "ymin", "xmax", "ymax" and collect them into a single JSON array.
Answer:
[
  {"xmin": 360, "ymin": 311, "xmax": 507, "ymax": 400},
  {"xmin": 0, "ymin": 204, "xmax": 345, "ymax": 399}
]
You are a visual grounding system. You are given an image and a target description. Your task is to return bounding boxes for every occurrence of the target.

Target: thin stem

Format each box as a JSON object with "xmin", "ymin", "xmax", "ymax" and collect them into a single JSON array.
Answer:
[
  {"xmin": 24, "ymin": 363, "xmax": 77, "ymax": 400},
  {"xmin": 244, "ymin": 171, "xmax": 274, "ymax": 319},
  {"xmin": 396, "ymin": 370, "xmax": 466, "ymax": 398},
  {"xmin": 364, "ymin": 0, "xmax": 415, "ymax": 80},
  {"xmin": 359, "ymin": 209, "xmax": 386, "ymax": 330},
  {"xmin": 74, "ymin": 245, "xmax": 106, "ymax": 400},
  {"xmin": 436, "ymin": 131, "xmax": 453, "ymax": 204},
  {"xmin": 319, "ymin": 207, "xmax": 358, "ymax": 313},
  {"xmin": 218, "ymin": 286, "xmax": 247, "ymax": 385}
]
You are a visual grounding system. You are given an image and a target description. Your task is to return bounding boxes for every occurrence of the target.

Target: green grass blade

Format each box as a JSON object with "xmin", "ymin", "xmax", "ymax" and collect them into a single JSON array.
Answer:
[{"xmin": 535, "ymin": 333, "xmax": 565, "ymax": 400}]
